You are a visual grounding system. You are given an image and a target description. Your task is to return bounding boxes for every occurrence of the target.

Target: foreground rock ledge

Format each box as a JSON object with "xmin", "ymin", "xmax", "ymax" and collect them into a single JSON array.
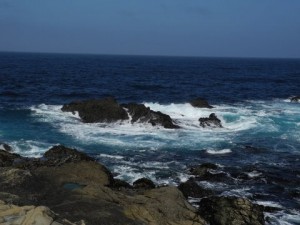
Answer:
[{"xmin": 0, "ymin": 145, "xmax": 205, "ymax": 225}]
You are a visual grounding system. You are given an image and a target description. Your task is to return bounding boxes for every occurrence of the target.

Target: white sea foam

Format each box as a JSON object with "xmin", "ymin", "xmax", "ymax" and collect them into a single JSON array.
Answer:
[
  {"xmin": 9, "ymin": 140, "xmax": 54, "ymax": 157},
  {"xmin": 265, "ymin": 210, "xmax": 300, "ymax": 225},
  {"xmin": 99, "ymin": 154, "xmax": 124, "ymax": 160},
  {"xmin": 28, "ymin": 100, "xmax": 300, "ymax": 151},
  {"xmin": 206, "ymin": 149, "xmax": 232, "ymax": 155},
  {"xmin": 256, "ymin": 201, "xmax": 283, "ymax": 209},
  {"xmin": 247, "ymin": 171, "xmax": 262, "ymax": 178}
]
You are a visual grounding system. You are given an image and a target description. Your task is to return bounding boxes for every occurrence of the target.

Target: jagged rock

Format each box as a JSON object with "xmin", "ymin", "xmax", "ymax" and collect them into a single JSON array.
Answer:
[
  {"xmin": 199, "ymin": 113, "xmax": 222, "ymax": 128},
  {"xmin": 190, "ymin": 98, "xmax": 213, "ymax": 108},
  {"xmin": 198, "ymin": 196, "xmax": 265, "ymax": 225},
  {"xmin": 61, "ymin": 97, "xmax": 129, "ymax": 123},
  {"xmin": 122, "ymin": 103, "xmax": 180, "ymax": 129},
  {"xmin": 133, "ymin": 178, "xmax": 156, "ymax": 189},
  {"xmin": 178, "ymin": 178, "xmax": 213, "ymax": 198},
  {"xmin": 290, "ymin": 96, "xmax": 300, "ymax": 102}
]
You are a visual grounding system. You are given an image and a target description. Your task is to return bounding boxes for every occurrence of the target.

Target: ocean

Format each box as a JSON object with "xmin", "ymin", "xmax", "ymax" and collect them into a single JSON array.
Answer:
[{"xmin": 0, "ymin": 52, "xmax": 299, "ymax": 224}]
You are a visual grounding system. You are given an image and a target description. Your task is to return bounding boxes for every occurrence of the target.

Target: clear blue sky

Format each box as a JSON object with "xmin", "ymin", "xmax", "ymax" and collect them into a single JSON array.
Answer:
[{"xmin": 0, "ymin": 0, "xmax": 299, "ymax": 58}]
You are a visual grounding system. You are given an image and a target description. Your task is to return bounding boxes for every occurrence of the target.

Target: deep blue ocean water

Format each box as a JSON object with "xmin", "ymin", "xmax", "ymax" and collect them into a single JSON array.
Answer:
[{"xmin": 0, "ymin": 52, "xmax": 300, "ymax": 224}]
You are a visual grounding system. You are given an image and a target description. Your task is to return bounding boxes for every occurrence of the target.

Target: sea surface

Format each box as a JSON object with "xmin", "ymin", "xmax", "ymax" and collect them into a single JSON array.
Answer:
[{"xmin": 0, "ymin": 52, "xmax": 299, "ymax": 224}]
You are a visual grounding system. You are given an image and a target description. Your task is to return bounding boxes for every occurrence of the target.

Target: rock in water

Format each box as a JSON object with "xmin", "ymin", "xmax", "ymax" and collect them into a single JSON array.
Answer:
[
  {"xmin": 190, "ymin": 163, "xmax": 218, "ymax": 177},
  {"xmin": 0, "ymin": 143, "xmax": 13, "ymax": 152},
  {"xmin": 290, "ymin": 96, "xmax": 300, "ymax": 102},
  {"xmin": 198, "ymin": 196, "xmax": 265, "ymax": 225},
  {"xmin": 190, "ymin": 98, "xmax": 213, "ymax": 108},
  {"xmin": 61, "ymin": 97, "xmax": 129, "ymax": 123},
  {"xmin": 122, "ymin": 103, "xmax": 180, "ymax": 129},
  {"xmin": 199, "ymin": 113, "xmax": 222, "ymax": 128}
]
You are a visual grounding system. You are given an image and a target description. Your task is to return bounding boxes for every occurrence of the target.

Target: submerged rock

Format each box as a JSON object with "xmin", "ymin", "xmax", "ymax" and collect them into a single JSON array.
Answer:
[
  {"xmin": 290, "ymin": 96, "xmax": 300, "ymax": 102},
  {"xmin": 61, "ymin": 97, "xmax": 129, "ymax": 123},
  {"xmin": 198, "ymin": 196, "xmax": 265, "ymax": 225},
  {"xmin": 190, "ymin": 97, "xmax": 213, "ymax": 108},
  {"xmin": 199, "ymin": 113, "xmax": 222, "ymax": 128},
  {"xmin": 122, "ymin": 103, "xmax": 180, "ymax": 129},
  {"xmin": 190, "ymin": 163, "xmax": 218, "ymax": 177}
]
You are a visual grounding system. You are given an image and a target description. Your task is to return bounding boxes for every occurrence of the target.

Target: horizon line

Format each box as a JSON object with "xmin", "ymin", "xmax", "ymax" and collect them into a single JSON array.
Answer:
[{"xmin": 0, "ymin": 50, "xmax": 299, "ymax": 60}]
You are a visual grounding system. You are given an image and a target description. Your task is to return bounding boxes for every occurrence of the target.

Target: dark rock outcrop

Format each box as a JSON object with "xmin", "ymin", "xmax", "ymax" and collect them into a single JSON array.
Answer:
[
  {"xmin": 178, "ymin": 178, "xmax": 213, "ymax": 198},
  {"xmin": 122, "ymin": 103, "xmax": 180, "ymax": 129},
  {"xmin": 133, "ymin": 178, "xmax": 156, "ymax": 189},
  {"xmin": 190, "ymin": 163, "xmax": 218, "ymax": 177},
  {"xmin": 290, "ymin": 96, "xmax": 300, "ymax": 102},
  {"xmin": 199, "ymin": 113, "xmax": 222, "ymax": 128},
  {"xmin": 190, "ymin": 98, "xmax": 213, "ymax": 108},
  {"xmin": 198, "ymin": 196, "xmax": 265, "ymax": 225},
  {"xmin": 61, "ymin": 97, "xmax": 129, "ymax": 123},
  {"xmin": 44, "ymin": 145, "xmax": 94, "ymax": 164}
]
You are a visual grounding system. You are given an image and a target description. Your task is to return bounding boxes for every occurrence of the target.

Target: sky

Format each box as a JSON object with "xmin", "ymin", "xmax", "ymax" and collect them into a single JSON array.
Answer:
[{"xmin": 0, "ymin": 0, "xmax": 300, "ymax": 58}]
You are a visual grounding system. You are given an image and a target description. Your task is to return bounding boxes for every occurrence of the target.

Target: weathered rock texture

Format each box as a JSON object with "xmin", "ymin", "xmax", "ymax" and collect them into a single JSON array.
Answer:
[
  {"xmin": 0, "ymin": 145, "xmax": 206, "ymax": 225},
  {"xmin": 0, "ymin": 200, "xmax": 80, "ymax": 225},
  {"xmin": 198, "ymin": 196, "xmax": 265, "ymax": 225}
]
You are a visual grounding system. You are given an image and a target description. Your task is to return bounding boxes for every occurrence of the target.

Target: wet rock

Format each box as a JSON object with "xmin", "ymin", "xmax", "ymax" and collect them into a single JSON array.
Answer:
[
  {"xmin": 61, "ymin": 97, "xmax": 129, "ymax": 123},
  {"xmin": 122, "ymin": 103, "xmax": 180, "ymax": 129},
  {"xmin": 190, "ymin": 163, "xmax": 218, "ymax": 177},
  {"xmin": 0, "ymin": 143, "xmax": 13, "ymax": 152},
  {"xmin": 198, "ymin": 196, "xmax": 265, "ymax": 225},
  {"xmin": 290, "ymin": 96, "xmax": 300, "ymax": 102},
  {"xmin": 178, "ymin": 178, "xmax": 213, "ymax": 198},
  {"xmin": 190, "ymin": 97, "xmax": 213, "ymax": 108},
  {"xmin": 199, "ymin": 113, "xmax": 222, "ymax": 128},
  {"xmin": 133, "ymin": 178, "xmax": 156, "ymax": 189}
]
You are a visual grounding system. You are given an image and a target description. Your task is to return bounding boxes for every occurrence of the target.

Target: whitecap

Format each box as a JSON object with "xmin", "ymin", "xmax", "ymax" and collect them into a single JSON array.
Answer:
[{"xmin": 206, "ymin": 149, "xmax": 232, "ymax": 155}]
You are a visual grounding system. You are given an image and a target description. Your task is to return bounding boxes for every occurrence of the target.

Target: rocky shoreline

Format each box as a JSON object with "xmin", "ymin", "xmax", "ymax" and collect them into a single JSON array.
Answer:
[{"xmin": 0, "ymin": 144, "xmax": 266, "ymax": 225}]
